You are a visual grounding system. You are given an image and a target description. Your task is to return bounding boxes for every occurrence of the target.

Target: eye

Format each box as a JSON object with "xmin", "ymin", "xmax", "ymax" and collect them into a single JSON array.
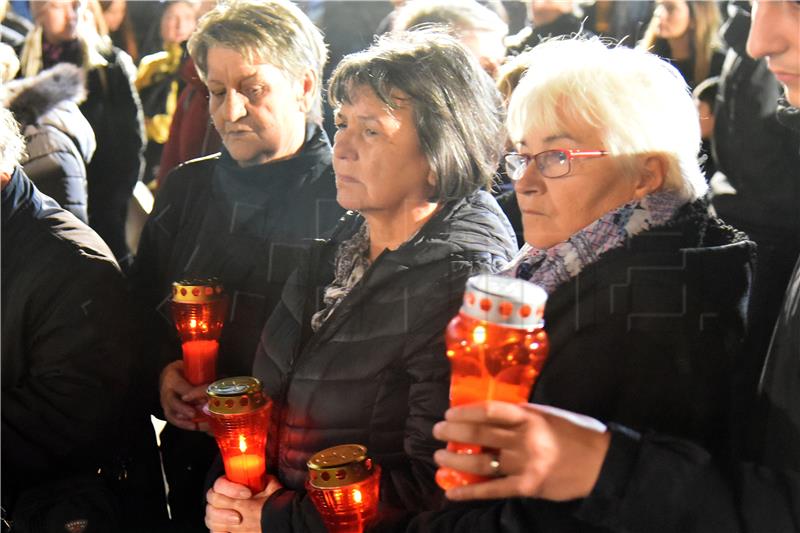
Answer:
[
  {"xmin": 246, "ymin": 85, "xmax": 263, "ymax": 98},
  {"xmin": 209, "ymin": 89, "xmax": 224, "ymax": 98},
  {"xmin": 364, "ymin": 128, "xmax": 378, "ymax": 137},
  {"xmin": 334, "ymin": 121, "xmax": 347, "ymax": 130}
]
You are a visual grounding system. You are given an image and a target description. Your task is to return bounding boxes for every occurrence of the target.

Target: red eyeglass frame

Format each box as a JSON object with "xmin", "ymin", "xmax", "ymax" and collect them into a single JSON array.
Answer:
[{"xmin": 505, "ymin": 149, "xmax": 609, "ymax": 180}]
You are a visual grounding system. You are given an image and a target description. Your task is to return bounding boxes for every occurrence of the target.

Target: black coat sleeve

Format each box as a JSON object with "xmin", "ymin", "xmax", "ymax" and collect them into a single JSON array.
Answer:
[{"xmin": 576, "ymin": 425, "xmax": 800, "ymax": 533}]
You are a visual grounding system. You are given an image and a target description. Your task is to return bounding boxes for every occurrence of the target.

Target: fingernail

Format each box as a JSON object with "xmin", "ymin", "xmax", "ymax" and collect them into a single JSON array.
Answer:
[
  {"xmin": 446, "ymin": 488, "xmax": 462, "ymax": 500},
  {"xmin": 228, "ymin": 514, "xmax": 241, "ymax": 525},
  {"xmin": 433, "ymin": 450, "xmax": 445, "ymax": 464},
  {"xmin": 432, "ymin": 422, "xmax": 444, "ymax": 438},
  {"xmin": 238, "ymin": 490, "xmax": 251, "ymax": 498}
]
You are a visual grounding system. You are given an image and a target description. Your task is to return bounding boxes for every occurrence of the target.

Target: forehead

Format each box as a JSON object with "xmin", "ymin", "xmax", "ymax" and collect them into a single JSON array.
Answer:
[
  {"xmin": 338, "ymin": 85, "xmax": 412, "ymax": 115},
  {"xmin": 205, "ymin": 47, "xmax": 286, "ymax": 79}
]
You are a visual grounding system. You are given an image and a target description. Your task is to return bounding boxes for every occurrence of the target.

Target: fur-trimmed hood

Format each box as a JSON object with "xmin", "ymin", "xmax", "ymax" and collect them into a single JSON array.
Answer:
[{"xmin": 2, "ymin": 63, "xmax": 95, "ymax": 163}]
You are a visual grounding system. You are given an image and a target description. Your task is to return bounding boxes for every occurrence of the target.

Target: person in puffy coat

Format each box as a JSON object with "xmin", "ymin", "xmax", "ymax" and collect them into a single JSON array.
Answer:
[
  {"xmin": 203, "ymin": 30, "xmax": 518, "ymax": 532},
  {"xmin": 19, "ymin": 0, "xmax": 144, "ymax": 268},
  {"xmin": 2, "ymin": 62, "xmax": 95, "ymax": 222}
]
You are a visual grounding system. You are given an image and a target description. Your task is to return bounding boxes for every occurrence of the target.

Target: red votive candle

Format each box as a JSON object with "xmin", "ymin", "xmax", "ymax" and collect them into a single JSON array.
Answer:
[
  {"xmin": 435, "ymin": 274, "xmax": 550, "ymax": 490},
  {"xmin": 171, "ymin": 280, "xmax": 227, "ymax": 386},
  {"xmin": 206, "ymin": 376, "xmax": 272, "ymax": 494},
  {"xmin": 306, "ymin": 444, "xmax": 381, "ymax": 533}
]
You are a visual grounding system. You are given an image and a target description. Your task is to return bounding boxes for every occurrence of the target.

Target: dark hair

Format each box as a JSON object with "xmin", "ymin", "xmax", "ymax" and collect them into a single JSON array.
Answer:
[
  {"xmin": 693, "ymin": 75, "xmax": 719, "ymax": 111},
  {"xmin": 328, "ymin": 29, "xmax": 505, "ymax": 201}
]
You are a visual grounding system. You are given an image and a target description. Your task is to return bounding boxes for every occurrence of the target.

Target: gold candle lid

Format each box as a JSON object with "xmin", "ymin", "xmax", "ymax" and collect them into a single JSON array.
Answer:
[
  {"xmin": 172, "ymin": 279, "xmax": 225, "ymax": 304},
  {"xmin": 206, "ymin": 376, "xmax": 268, "ymax": 415},
  {"xmin": 307, "ymin": 444, "xmax": 375, "ymax": 489}
]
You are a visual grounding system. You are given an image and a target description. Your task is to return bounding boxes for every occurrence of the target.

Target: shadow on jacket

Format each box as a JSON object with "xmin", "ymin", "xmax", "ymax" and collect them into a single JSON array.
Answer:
[
  {"xmin": 252, "ymin": 190, "xmax": 517, "ymax": 533},
  {"xmin": 2, "ymin": 63, "xmax": 95, "ymax": 223},
  {"xmin": 406, "ymin": 199, "xmax": 756, "ymax": 533}
]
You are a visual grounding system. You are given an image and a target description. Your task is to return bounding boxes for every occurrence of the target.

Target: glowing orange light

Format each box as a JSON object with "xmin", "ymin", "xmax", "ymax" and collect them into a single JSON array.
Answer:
[{"xmin": 239, "ymin": 434, "xmax": 247, "ymax": 453}]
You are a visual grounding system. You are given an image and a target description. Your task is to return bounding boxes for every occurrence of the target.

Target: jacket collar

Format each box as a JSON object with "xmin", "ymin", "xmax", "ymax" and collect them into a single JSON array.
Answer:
[{"xmin": 2, "ymin": 167, "xmax": 42, "ymax": 226}]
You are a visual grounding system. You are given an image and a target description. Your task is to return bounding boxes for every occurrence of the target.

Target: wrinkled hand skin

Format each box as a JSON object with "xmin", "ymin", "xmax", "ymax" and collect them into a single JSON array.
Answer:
[
  {"xmin": 159, "ymin": 359, "xmax": 210, "ymax": 431},
  {"xmin": 433, "ymin": 401, "xmax": 611, "ymax": 502},
  {"xmin": 206, "ymin": 475, "xmax": 284, "ymax": 533}
]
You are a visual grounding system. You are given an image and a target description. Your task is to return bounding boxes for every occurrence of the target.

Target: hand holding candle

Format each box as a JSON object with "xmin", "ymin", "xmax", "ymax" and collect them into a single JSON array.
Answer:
[
  {"xmin": 206, "ymin": 376, "xmax": 272, "ymax": 494},
  {"xmin": 435, "ymin": 275, "xmax": 549, "ymax": 491}
]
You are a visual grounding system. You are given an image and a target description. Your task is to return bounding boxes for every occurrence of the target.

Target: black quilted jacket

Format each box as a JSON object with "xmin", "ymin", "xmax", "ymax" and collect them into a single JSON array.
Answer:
[{"xmin": 253, "ymin": 189, "xmax": 517, "ymax": 532}]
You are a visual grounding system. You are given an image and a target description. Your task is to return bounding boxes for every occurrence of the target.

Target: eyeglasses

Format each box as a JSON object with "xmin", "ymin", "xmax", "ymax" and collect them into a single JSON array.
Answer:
[{"xmin": 504, "ymin": 149, "xmax": 609, "ymax": 180}]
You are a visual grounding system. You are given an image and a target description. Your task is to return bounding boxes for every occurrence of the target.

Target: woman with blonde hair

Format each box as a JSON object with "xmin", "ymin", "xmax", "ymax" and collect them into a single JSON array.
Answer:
[
  {"xmin": 408, "ymin": 36, "xmax": 753, "ymax": 532},
  {"xmin": 637, "ymin": 0, "xmax": 725, "ymax": 88}
]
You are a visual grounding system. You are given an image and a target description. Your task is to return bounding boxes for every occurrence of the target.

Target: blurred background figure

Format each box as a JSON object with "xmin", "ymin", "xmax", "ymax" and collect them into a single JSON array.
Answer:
[
  {"xmin": 19, "ymin": 0, "xmax": 144, "ymax": 270},
  {"xmin": 156, "ymin": 0, "xmax": 220, "ymax": 186},
  {"xmin": 393, "ymin": 0, "xmax": 508, "ymax": 78},
  {"xmin": 100, "ymin": 0, "xmax": 139, "ymax": 63},
  {"xmin": 2, "ymin": 63, "xmax": 95, "ymax": 222},
  {"xmin": 135, "ymin": 0, "xmax": 198, "ymax": 185},
  {"xmin": 582, "ymin": 0, "xmax": 654, "ymax": 47},
  {"xmin": 693, "ymin": 75, "xmax": 718, "ymax": 181},
  {"xmin": 506, "ymin": 0, "xmax": 592, "ymax": 54},
  {"xmin": 1, "ymin": 0, "xmax": 32, "ymax": 52},
  {"xmin": 637, "ymin": 0, "xmax": 725, "ymax": 88}
]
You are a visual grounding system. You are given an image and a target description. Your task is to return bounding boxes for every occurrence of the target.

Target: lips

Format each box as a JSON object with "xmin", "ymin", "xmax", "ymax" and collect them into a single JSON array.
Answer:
[
  {"xmin": 335, "ymin": 174, "xmax": 359, "ymax": 184},
  {"xmin": 771, "ymin": 70, "xmax": 800, "ymax": 85}
]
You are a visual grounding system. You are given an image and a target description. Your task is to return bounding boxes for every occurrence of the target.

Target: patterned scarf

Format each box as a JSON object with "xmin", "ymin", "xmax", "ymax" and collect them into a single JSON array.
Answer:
[
  {"xmin": 310, "ymin": 223, "xmax": 371, "ymax": 332},
  {"xmin": 503, "ymin": 191, "xmax": 687, "ymax": 293}
]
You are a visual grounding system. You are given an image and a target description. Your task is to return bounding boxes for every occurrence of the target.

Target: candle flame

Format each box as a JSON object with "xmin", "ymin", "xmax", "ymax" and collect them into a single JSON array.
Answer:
[
  {"xmin": 239, "ymin": 434, "xmax": 247, "ymax": 453},
  {"xmin": 352, "ymin": 488, "xmax": 362, "ymax": 504},
  {"xmin": 189, "ymin": 318, "xmax": 197, "ymax": 329},
  {"xmin": 472, "ymin": 325, "xmax": 486, "ymax": 345}
]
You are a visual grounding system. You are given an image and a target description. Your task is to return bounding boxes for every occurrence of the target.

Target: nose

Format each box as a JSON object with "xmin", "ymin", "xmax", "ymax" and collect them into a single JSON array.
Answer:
[
  {"xmin": 513, "ymin": 162, "xmax": 545, "ymax": 195},
  {"xmin": 333, "ymin": 128, "xmax": 357, "ymax": 161},
  {"xmin": 220, "ymin": 90, "xmax": 247, "ymax": 123},
  {"xmin": 746, "ymin": 1, "xmax": 784, "ymax": 61}
]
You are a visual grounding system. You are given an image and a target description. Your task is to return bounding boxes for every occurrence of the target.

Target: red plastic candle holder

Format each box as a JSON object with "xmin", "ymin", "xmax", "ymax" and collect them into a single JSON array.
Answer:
[
  {"xmin": 206, "ymin": 376, "xmax": 272, "ymax": 494},
  {"xmin": 171, "ymin": 280, "xmax": 227, "ymax": 385},
  {"xmin": 436, "ymin": 274, "xmax": 550, "ymax": 490},
  {"xmin": 306, "ymin": 444, "xmax": 381, "ymax": 533}
]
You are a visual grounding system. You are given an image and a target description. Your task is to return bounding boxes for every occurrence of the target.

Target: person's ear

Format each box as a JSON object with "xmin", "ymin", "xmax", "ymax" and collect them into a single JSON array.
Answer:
[
  {"xmin": 297, "ymin": 68, "xmax": 316, "ymax": 114},
  {"xmin": 633, "ymin": 154, "xmax": 667, "ymax": 200}
]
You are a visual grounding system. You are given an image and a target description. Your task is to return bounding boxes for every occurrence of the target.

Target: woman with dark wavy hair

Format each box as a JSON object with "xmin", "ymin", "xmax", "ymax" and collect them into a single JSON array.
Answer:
[{"xmin": 204, "ymin": 29, "xmax": 517, "ymax": 532}]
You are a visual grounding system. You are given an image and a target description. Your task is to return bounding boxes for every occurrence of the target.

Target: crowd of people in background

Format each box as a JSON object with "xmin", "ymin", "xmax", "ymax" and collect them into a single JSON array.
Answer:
[{"xmin": 1, "ymin": 0, "xmax": 798, "ymax": 531}]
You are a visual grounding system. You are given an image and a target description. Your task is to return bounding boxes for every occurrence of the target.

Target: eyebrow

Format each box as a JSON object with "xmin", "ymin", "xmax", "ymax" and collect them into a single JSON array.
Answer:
[
  {"xmin": 518, "ymin": 133, "xmax": 576, "ymax": 149},
  {"xmin": 206, "ymin": 72, "xmax": 260, "ymax": 86}
]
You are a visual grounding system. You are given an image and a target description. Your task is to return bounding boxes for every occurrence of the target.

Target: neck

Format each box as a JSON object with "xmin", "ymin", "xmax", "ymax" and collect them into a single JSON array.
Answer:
[
  {"xmin": 667, "ymin": 32, "xmax": 691, "ymax": 60},
  {"xmin": 237, "ymin": 121, "xmax": 306, "ymax": 168},
  {"xmin": 363, "ymin": 201, "xmax": 439, "ymax": 262}
]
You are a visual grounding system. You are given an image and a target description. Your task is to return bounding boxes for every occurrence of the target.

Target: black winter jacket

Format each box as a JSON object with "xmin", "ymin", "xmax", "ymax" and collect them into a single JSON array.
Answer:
[
  {"xmin": 253, "ymin": 190, "xmax": 517, "ymax": 533},
  {"xmin": 3, "ymin": 63, "xmax": 95, "ymax": 223},
  {"xmin": 570, "ymin": 96, "xmax": 800, "ymax": 533},
  {"xmin": 406, "ymin": 200, "xmax": 755, "ymax": 533},
  {"xmin": 131, "ymin": 125, "xmax": 343, "ymax": 383},
  {"xmin": 1, "ymin": 168, "xmax": 131, "ymax": 511}
]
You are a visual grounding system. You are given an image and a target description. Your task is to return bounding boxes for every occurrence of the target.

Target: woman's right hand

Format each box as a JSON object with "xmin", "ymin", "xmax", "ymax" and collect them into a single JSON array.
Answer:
[{"xmin": 159, "ymin": 360, "xmax": 209, "ymax": 431}]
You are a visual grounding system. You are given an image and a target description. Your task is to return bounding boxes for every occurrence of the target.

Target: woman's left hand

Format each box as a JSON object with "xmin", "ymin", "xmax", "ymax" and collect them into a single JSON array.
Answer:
[
  {"xmin": 432, "ymin": 401, "xmax": 610, "ymax": 502},
  {"xmin": 205, "ymin": 475, "xmax": 284, "ymax": 532}
]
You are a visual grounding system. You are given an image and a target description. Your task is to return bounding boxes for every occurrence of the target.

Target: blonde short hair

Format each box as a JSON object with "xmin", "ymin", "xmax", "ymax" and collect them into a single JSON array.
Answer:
[
  {"xmin": 508, "ymin": 38, "xmax": 707, "ymax": 201},
  {"xmin": 188, "ymin": 0, "xmax": 327, "ymax": 123},
  {"xmin": 0, "ymin": 107, "xmax": 26, "ymax": 174}
]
